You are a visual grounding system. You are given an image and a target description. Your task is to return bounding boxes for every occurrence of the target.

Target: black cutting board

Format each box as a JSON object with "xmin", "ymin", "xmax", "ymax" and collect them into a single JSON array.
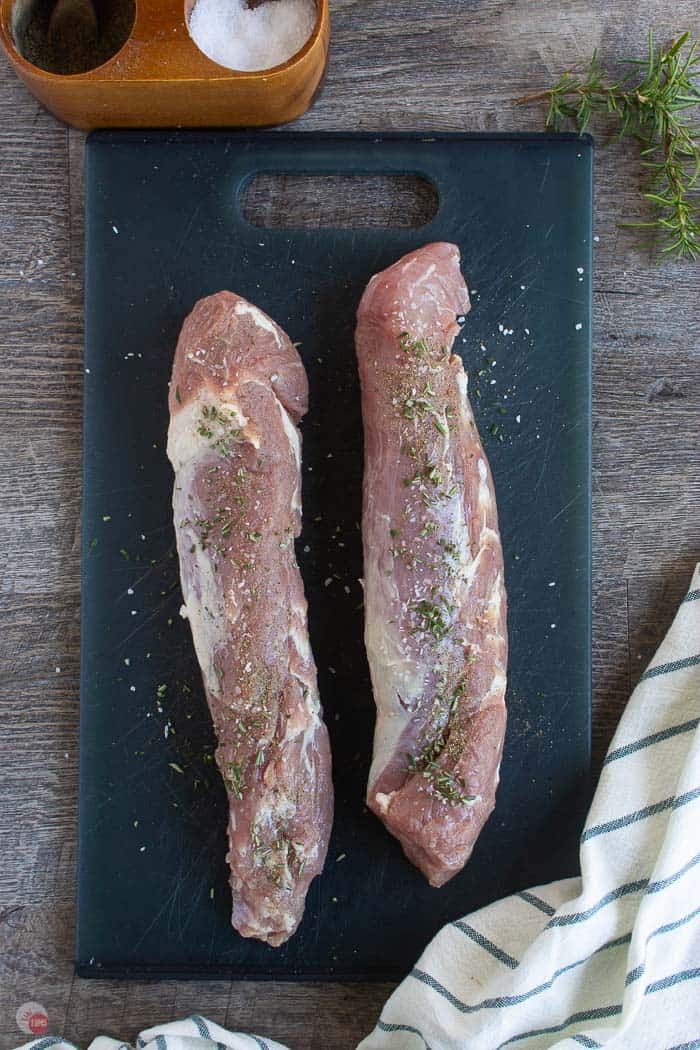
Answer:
[{"xmin": 78, "ymin": 131, "xmax": 592, "ymax": 981}]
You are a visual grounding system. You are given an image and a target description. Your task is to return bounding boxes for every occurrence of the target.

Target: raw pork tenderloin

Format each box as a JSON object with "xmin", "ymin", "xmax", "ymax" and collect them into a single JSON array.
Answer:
[
  {"xmin": 356, "ymin": 244, "xmax": 507, "ymax": 887},
  {"xmin": 168, "ymin": 291, "xmax": 333, "ymax": 944}
]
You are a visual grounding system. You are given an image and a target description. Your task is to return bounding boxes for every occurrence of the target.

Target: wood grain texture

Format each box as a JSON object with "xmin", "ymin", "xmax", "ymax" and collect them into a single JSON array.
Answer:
[{"xmin": 0, "ymin": 1, "xmax": 699, "ymax": 1047}]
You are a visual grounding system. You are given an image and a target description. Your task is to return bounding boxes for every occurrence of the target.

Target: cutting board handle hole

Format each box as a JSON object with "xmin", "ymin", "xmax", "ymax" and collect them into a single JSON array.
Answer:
[{"xmin": 239, "ymin": 173, "xmax": 439, "ymax": 229}]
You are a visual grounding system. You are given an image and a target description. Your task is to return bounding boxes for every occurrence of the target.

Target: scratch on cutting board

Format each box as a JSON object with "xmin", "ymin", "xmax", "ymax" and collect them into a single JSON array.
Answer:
[
  {"xmin": 114, "ymin": 542, "xmax": 178, "ymax": 598},
  {"xmin": 534, "ymin": 286, "xmax": 587, "ymax": 307},
  {"xmin": 174, "ymin": 203, "xmax": 204, "ymax": 264},
  {"xmin": 93, "ymin": 483, "xmax": 155, "ymax": 499},
  {"xmin": 110, "ymin": 717, "xmax": 154, "ymax": 750},
  {"xmin": 112, "ymin": 594, "xmax": 177, "ymax": 652},
  {"xmin": 533, "ymin": 413, "xmax": 556, "ymax": 494},
  {"xmin": 550, "ymin": 491, "xmax": 583, "ymax": 524},
  {"xmin": 130, "ymin": 872, "xmax": 188, "ymax": 952},
  {"xmin": 162, "ymin": 842, "xmax": 200, "ymax": 943},
  {"xmin": 130, "ymin": 836, "xmax": 217, "ymax": 951},
  {"xmin": 466, "ymin": 232, "xmax": 510, "ymax": 272},
  {"xmin": 116, "ymin": 562, "xmax": 161, "ymax": 598},
  {"xmin": 483, "ymin": 251, "xmax": 540, "ymax": 308},
  {"xmin": 539, "ymin": 156, "xmax": 551, "ymax": 194},
  {"xmin": 86, "ymin": 752, "xmax": 170, "ymax": 825}
]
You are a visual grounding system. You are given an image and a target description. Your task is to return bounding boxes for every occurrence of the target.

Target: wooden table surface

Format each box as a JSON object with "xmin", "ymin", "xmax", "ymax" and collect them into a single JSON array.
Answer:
[{"xmin": 1, "ymin": 3, "xmax": 699, "ymax": 1048}]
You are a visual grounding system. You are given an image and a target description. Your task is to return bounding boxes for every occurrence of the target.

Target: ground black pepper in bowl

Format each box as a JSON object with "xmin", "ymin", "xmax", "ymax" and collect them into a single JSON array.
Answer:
[{"xmin": 16, "ymin": 0, "xmax": 135, "ymax": 75}]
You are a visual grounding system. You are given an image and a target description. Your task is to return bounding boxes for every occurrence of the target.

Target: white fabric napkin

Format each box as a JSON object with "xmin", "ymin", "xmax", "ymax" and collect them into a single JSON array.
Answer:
[
  {"xmin": 18, "ymin": 1017, "xmax": 287, "ymax": 1050},
  {"xmin": 360, "ymin": 564, "xmax": 700, "ymax": 1048},
  {"xmin": 19, "ymin": 566, "xmax": 700, "ymax": 1050}
]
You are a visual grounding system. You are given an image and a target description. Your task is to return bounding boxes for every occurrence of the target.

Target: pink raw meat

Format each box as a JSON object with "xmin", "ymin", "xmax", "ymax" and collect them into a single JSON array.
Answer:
[
  {"xmin": 356, "ymin": 243, "xmax": 508, "ymax": 887},
  {"xmin": 168, "ymin": 291, "xmax": 333, "ymax": 944}
]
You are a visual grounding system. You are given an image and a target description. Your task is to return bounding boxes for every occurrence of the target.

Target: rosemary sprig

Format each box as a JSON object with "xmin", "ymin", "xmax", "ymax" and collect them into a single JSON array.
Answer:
[
  {"xmin": 413, "ymin": 598, "xmax": 452, "ymax": 641},
  {"xmin": 407, "ymin": 730, "xmax": 446, "ymax": 772},
  {"xmin": 516, "ymin": 31, "xmax": 700, "ymax": 259},
  {"xmin": 225, "ymin": 762, "xmax": 246, "ymax": 801}
]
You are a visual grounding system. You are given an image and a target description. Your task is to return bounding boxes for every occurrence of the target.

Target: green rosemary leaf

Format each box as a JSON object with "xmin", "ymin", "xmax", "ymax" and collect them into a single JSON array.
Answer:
[{"xmin": 516, "ymin": 29, "xmax": 700, "ymax": 260}]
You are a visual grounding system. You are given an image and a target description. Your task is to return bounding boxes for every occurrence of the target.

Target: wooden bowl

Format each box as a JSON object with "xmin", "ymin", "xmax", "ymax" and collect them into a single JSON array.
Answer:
[{"xmin": 0, "ymin": 0, "xmax": 329, "ymax": 129}]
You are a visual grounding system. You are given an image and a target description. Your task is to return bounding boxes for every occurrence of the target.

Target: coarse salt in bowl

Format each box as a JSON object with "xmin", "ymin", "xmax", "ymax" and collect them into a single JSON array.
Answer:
[{"xmin": 188, "ymin": 0, "xmax": 318, "ymax": 72}]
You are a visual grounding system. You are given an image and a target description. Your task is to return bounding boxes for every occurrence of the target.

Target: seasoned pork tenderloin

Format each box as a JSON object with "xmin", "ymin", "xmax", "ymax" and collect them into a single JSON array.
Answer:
[
  {"xmin": 356, "ymin": 243, "xmax": 507, "ymax": 887},
  {"xmin": 167, "ymin": 291, "xmax": 333, "ymax": 944}
]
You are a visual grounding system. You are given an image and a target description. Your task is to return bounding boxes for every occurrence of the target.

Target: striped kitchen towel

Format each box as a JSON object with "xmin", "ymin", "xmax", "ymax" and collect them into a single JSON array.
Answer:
[
  {"xmin": 359, "ymin": 563, "xmax": 700, "ymax": 1050},
  {"xmin": 19, "ymin": 1016, "xmax": 288, "ymax": 1050},
  {"xmin": 18, "ymin": 565, "xmax": 700, "ymax": 1050}
]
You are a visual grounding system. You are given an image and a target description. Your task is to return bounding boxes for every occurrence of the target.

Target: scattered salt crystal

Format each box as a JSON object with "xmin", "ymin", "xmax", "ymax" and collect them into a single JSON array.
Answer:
[
  {"xmin": 594, "ymin": 235, "xmax": 600, "ymax": 242},
  {"xmin": 575, "ymin": 322, "xmax": 583, "ymax": 331},
  {"xmin": 551, "ymin": 623, "xmax": 557, "ymax": 629},
  {"xmin": 127, "ymin": 587, "xmax": 134, "ymax": 595},
  {"xmin": 577, "ymin": 267, "xmax": 584, "ymax": 274},
  {"xmin": 515, "ymin": 414, "xmax": 521, "ymax": 423},
  {"xmin": 55, "ymin": 666, "xmax": 61, "ymax": 673},
  {"xmin": 548, "ymin": 581, "xmax": 556, "ymax": 587},
  {"xmin": 324, "ymin": 577, "xmax": 332, "ymax": 587},
  {"xmin": 112, "ymin": 225, "xmax": 119, "ymax": 235},
  {"xmin": 130, "ymin": 685, "xmax": 136, "ymax": 692},
  {"xmin": 188, "ymin": 0, "xmax": 317, "ymax": 72}
]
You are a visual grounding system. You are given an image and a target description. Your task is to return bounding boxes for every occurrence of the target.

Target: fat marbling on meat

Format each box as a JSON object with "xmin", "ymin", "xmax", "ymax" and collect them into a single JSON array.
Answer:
[
  {"xmin": 356, "ymin": 243, "xmax": 508, "ymax": 887},
  {"xmin": 167, "ymin": 291, "xmax": 333, "ymax": 945}
]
